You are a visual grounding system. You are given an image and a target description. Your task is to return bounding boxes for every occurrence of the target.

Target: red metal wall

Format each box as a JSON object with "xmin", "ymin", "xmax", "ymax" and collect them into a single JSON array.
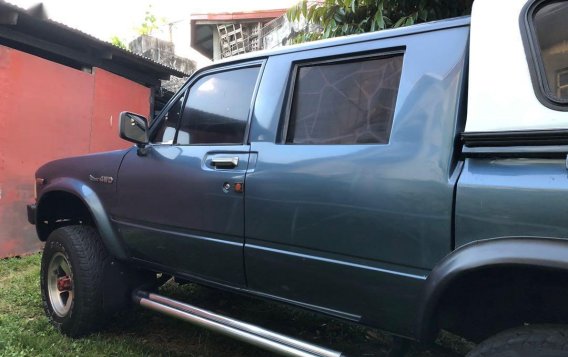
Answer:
[
  {"xmin": 91, "ymin": 68, "xmax": 152, "ymax": 152},
  {"xmin": 0, "ymin": 45, "xmax": 150, "ymax": 257}
]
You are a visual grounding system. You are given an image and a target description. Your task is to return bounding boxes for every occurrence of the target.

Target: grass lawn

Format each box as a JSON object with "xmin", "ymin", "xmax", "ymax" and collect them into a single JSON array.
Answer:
[{"xmin": 0, "ymin": 253, "xmax": 474, "ymax": 356}]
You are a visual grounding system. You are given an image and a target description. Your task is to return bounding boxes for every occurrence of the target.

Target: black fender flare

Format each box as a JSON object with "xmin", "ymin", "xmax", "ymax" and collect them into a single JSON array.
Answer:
[
  {"xmin": 37, "ymin": 177, "xmax": 127, "ymax": 260},
  {"xmin": 417, "ymin": 237, "xmax": 568, "ymax": 342}
]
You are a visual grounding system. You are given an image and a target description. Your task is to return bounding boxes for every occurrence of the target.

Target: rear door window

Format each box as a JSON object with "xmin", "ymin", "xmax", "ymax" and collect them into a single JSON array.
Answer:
[{"xmin": 286, "ymin": 54, "xmax": 403, "ymax": 144}]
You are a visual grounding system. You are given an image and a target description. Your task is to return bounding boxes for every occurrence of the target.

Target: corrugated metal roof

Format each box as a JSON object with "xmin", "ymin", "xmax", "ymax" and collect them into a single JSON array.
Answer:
[{"xmin": 0, "ymin": 0, "xmax": 189, "ymax": 85}]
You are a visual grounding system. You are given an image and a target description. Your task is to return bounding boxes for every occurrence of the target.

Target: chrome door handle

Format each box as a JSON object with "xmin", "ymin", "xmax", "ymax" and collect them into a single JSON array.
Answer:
[{"xmin": 211, "ymin": 157, "xmax": 239, "ymax": 168}]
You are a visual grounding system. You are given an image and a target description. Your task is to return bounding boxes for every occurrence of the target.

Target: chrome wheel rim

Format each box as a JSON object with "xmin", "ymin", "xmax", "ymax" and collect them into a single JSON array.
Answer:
[{"xmin": 47, "ymin": 252, "xmax": 74, "ymax": 317}]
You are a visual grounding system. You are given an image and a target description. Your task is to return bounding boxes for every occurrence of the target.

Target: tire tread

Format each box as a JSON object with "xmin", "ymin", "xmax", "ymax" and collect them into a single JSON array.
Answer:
[
  {"xmin": 468, "ymin": 325, "xmax": 568, "ymax": 357},
  {"xmin": 41, "ymin": 225, "xmax": 109, "ymax": 337}
]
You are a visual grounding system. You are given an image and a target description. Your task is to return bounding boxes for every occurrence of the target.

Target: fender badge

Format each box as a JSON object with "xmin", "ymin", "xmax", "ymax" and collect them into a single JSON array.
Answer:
[{"xmin": 89, "ymin": 174, "xmax": 114, "ymax": 184}]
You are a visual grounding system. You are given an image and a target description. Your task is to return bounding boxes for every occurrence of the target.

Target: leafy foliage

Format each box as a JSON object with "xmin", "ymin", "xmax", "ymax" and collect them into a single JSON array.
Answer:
[
  {"xmin": 110, "ymin": 35, "xmax": 127, "ymax": 49},
  {"xmin": 136, "ymin": 5, "xmax": 164, "ymax": 36},
  {"xmin": 287, "ymin": 0, "xmax": 473, "ymax": 43}
]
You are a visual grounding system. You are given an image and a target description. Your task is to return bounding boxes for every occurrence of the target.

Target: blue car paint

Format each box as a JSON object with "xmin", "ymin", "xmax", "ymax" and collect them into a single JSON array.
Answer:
[
  {"xmin": 456, "ymin": 158, "xmax": 568, "ymax": 247},
  {"xmin": 30, "ymin": 14, "xmax": 568, "ymax": 343},
  {"xmin": 243, "ymin": 24, "xmax": 469, "ymax": 337},
  {"xmin": 35, "ymin": 150, "xmax": 130, "ymax": 259}
]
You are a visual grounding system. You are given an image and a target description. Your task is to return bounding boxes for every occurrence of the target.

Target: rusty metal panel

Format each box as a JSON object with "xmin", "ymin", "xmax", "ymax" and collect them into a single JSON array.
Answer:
[
  {"xmin": 0, "ymin": 45, "xmax": 94, "ymax": 257},
  {"xmin": 90, "ymin": 68, "xmax": 150, "ymax": 153},
  {"xmin": 0, "ymin": 46, "xmax": 151, "ymax": 257}
]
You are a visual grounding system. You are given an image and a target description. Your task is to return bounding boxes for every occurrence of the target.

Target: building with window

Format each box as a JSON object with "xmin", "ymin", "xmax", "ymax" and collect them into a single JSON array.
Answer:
[{"xmin": 189, "ymin": 9, "xmax": 287, "ymax": 60}]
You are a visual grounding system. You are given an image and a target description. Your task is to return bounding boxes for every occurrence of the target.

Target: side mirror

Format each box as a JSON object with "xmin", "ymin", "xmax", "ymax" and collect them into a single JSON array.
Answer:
[{"xmin": 119, "ymin": 112, "xmax": 149, "ymax": 146}]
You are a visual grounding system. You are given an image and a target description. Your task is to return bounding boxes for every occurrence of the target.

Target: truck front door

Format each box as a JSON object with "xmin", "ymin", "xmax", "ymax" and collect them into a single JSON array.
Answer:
[{"xmin": 113, "ymin": 62, "xmax": 263, "ymax": 286}]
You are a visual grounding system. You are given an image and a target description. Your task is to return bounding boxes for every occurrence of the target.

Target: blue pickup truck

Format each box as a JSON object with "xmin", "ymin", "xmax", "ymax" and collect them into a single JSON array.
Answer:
[{"xmin": 27, "ymin": 0, "xmax": 568, "ymax": 355}]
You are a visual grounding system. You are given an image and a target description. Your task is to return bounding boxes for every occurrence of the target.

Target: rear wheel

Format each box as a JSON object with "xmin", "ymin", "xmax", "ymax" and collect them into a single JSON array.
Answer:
[
  {"xmin": 467, "ymin": 325, "xmax": 568, "ymax": 357},
  {"xmin": 41, "ymin": 225, "xmax": 111, "ymax": 337}
]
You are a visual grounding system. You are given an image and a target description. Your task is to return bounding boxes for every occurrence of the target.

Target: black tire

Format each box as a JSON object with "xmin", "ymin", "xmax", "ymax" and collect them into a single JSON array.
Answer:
[
  {"xmin": 467, "ymin": 325, "xmax": 568, "ymax": 357},
  {"xmin": 40, "ymin": 225, "xmax": 110, "ymax": 337}
]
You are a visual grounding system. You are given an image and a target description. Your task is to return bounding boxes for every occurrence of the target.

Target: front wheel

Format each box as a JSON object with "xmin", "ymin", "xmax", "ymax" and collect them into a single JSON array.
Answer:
[
  {"xmin": 41, "ymin": 225, "xmax": 110, "ymax": 337},
  {"xmin": 467, "ymin": 325, "xmax": 568, "ymax": 357}
]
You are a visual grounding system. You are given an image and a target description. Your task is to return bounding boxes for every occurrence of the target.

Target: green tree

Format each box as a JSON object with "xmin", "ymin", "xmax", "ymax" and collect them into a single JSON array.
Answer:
[
  {"xmin": 136, "ymin": 5, "xmax": 165, "ymax": 36},
  {"xmin": 287, "ymin": 0, "xmax": 473, "ymax": 43},
  {"xmin": 110, "ymin": 35, "xmax": 127, "ymax": 49}
]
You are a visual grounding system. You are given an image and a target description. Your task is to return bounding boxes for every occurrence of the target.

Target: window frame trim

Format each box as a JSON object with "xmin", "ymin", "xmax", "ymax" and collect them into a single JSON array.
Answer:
[
  {"xmin": 279, "ymin": 48, "xmax": 406, "ymax": 145},
  {"xmin": 520, "ymin": 0, "xmax": 568, "ymax": 111},
  {"xmin": 148, "ymin": 87, "xmax": 188, "ymax": 144},
  {"xmin": 149, "ymin": 59, "xmax": 267, "ymax": 146}
]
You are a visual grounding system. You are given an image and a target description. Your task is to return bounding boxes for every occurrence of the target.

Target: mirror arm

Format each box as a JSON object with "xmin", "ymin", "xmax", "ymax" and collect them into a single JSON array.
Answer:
[{"xmin": 136, "ymin": 143, "xmax": 149, "ymax": 156}]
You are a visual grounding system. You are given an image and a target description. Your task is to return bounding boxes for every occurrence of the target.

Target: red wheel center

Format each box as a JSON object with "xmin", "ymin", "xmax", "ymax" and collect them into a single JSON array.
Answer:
[{"xmin": 57, "ymin": 276, "xmax": 72, "ymax": 292}]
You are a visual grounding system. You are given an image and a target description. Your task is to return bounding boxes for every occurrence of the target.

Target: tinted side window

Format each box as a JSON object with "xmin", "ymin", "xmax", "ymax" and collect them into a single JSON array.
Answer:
[
  {"xmin": 152, "ymin": 90, "xmax": 186, "ymax": 144},
  {"xmin": 532, "ymin": 1, "xmax": 568, "ymax": 102},
  {"xmin": 286, "ymin": 54, "xmax": 403, "ymax": 145},
  {"xmin": 177, "ymin": 66, "xmax": 260, "ymax": 145}
]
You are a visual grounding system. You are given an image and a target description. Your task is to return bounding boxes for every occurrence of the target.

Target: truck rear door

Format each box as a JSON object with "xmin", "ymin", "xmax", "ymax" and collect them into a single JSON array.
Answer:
[{"xmin": 243, "ymin": 24, "xmax": 469, "ymax": 336}]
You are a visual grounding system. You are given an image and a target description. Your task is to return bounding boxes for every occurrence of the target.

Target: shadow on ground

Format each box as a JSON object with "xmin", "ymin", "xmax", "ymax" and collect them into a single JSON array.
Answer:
[
  {"xmin": 0, "ymin": 254, "xmax": 474, "ymax": 356},
  {"xmin": 107, "ymin": 280, "xmax": 474, "ymax": 357}
]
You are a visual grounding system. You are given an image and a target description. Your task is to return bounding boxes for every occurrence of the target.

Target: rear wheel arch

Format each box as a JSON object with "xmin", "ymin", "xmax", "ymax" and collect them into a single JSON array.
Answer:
[{"xmin": 418, "ymin": 237, "xmax": 568, "ymax": 343}]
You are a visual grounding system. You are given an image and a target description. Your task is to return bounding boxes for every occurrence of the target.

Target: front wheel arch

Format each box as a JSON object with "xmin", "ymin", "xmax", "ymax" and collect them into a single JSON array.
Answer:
[
  {"xmin": 36, "ymin": 179, "xmax": 127, "ymax": 260},
  {"xmin": 37, "ymin": 190, "xmax": 93, "ymax": 241}
]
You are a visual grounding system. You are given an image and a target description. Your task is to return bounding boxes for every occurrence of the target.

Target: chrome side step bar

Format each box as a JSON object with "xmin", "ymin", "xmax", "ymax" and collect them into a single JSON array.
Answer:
[{"xmin": 133, "ymin": 290, "xmax": 343, "ymax": 357}]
